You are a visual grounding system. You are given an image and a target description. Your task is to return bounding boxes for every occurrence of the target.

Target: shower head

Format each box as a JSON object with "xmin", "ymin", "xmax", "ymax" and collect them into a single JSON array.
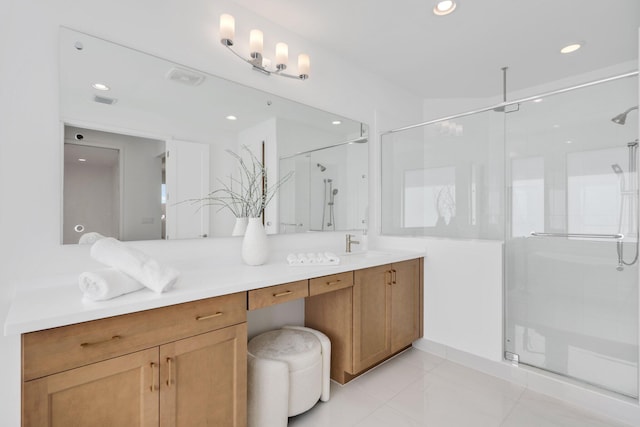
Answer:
[
  {"xmin": 611, "ymin": 106, "xmax": 638, "ymax": 125},
  {"xmin": 611, "ymin": 164, "xmax": 624, "ymax": 175},
  {"xmin": 317, "ymin": 163, "xmax": 326, "ymax": 172}
]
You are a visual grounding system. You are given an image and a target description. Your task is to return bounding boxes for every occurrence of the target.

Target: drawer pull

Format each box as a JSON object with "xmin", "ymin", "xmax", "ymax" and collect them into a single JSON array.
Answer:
[
  {"xmin": 392, "ymin": 269, "xmax": 397, "ymax": 284},
  {"xmin": 196, "ymin": 312, "xmax": 223, "ymax": 321},
  {"xmin": 273, "ymin": 290, "xmax": 293, "ymax": 298},
  {"xmin": 80, "ymin": 335, "xmax": 121, "ymax": 348},
  {"xmin": 326, "ymin": 280, "xmax": 342, "ymax": 286}
]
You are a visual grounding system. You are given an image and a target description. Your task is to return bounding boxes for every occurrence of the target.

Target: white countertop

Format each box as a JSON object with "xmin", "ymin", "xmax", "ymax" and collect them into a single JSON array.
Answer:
[{"xmin": 4, "ymin": 249, "xmax": 424, "ymax": 335}]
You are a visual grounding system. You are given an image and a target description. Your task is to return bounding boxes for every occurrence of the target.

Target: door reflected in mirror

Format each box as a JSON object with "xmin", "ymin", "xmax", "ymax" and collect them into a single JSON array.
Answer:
[{"xmin": 60, "ymin": 27, "xmax": 368, "ymax": 243}]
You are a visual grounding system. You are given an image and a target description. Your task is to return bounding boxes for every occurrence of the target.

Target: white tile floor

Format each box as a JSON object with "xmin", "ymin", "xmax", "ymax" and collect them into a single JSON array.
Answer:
[{"xmin": 288, "ymin": 348, "xmax": 634, "ymax": 427}]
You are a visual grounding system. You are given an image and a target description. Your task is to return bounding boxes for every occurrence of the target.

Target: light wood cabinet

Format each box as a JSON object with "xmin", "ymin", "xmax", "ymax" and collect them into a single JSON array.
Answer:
[
  {"xmin": 248, "ymin": 280, "xmax": 309, "ymax": 310},
  {"xmin": 305, "ymin": 258, "xmax": 423, "ymax": 384},
  {"xmin": 23, "ymin": 347, "xmax": 159, "ymax": 427},
  {"xmin": 22, "ymin": 293, "xmax": 247, "ymax": 427},
  {"xmin": 159, "ymin": 325, "xmax": 247, "ymax": 427}
]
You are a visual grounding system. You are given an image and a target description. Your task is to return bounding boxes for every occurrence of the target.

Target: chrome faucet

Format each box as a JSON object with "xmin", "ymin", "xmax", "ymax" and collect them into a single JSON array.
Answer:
[{"xmin": 346, "ymin": 234, "xmax": 360, "ymax": 253}]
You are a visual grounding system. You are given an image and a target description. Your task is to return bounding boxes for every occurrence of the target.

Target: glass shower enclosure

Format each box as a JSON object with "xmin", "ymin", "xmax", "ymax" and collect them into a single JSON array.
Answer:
[
  {"xmin": 504, "ymin": 74, "xmax": 638, "ymax": 397},
  {"xmin": 381, "ymin": 71, "xmax": 639, "ymax": 397}
]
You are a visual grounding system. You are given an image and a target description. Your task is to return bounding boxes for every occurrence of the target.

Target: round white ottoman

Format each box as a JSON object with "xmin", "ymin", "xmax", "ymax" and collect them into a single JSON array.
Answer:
[{"xmin": 247, "ymin": 326, "xmax": 331, "ymax": 427}]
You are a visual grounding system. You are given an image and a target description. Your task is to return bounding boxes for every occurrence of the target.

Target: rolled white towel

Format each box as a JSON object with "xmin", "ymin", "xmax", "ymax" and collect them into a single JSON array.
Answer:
[
  {"xmin": 325, "ymin": 252, "xmax": 340, "ymax": 264},
  {"xmin": 78, "ymin": 232, "xmax": 106, "ymax": 245},
  {"xmin": 297, "ymin": 253, "xmax": 309, "ymax": 264},
  {"xmin": 286, "ymin": 253, "xmax": 299, "ymax": 265},
  {"xmin": 79, "ymin": 268, "xmax": 144, "ymax": 301},
  {"xmin": 306, "ymin": 252, "xmax": 318, "ymax": 263},
  {"xmin": 90, "ymin": 237, "xmax": 180, "ymax": 293}
]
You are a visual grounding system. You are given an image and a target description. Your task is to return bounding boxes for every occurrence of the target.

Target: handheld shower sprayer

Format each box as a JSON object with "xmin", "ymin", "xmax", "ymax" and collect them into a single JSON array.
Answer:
[{"xmin": 611, "ymin": 106, "xmax": 638, "ymax": 125}]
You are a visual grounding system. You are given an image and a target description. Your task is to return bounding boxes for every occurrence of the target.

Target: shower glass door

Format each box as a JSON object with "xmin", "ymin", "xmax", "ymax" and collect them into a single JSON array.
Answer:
[{"xmin": 504, "ymin": 74, "xmax": 639, "ymax": 397}]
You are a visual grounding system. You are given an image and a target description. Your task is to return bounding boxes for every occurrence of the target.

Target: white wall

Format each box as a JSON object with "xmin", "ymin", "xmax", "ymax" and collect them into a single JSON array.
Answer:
[
  {"xmin": 0, "ymin": 1, "xmax": 423, "ymax": 424},
  {"xmin": 374, "ymin": 235, "xmax": 504, "ymax": 362}
]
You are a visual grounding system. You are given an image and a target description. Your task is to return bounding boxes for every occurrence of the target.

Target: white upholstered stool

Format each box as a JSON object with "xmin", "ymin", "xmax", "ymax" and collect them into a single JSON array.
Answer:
[{"xmin": 247, "ymin": 326, "xmax": 331, "ymax": 427}]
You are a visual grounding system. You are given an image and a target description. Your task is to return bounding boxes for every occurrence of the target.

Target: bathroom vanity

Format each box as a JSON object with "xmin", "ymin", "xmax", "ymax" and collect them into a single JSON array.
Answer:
[{"xmin": 6, "ymin": 251, "xmax": 424, "ymax": 426}]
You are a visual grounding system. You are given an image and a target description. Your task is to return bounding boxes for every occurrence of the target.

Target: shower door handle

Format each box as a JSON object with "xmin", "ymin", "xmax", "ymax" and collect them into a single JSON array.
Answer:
[{"xmin": 529, "ymin": 232, "xmax": 624, "ymax": 240}]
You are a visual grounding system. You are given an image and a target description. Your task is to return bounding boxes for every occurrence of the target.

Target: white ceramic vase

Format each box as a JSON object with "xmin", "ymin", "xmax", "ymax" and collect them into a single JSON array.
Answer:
[
  {"xmin": 242, "ymin": 218, "xmax": 268, "ymax": 265},
  {"xmin": 232, "ymin": 217, "xmax": 248, "ymax": 236}
]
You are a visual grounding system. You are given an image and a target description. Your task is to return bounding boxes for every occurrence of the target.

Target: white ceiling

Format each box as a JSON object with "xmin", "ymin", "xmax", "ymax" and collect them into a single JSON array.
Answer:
[{"xmin": 235, "ymin": 0, "xmax": 640, "ymax": 98}]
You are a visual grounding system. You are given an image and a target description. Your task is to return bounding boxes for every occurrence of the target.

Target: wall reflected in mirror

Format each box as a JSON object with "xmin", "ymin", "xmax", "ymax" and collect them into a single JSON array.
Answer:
[{"xmin": 60, "ymin": 27, "xmax": 368, "ymax": 244}]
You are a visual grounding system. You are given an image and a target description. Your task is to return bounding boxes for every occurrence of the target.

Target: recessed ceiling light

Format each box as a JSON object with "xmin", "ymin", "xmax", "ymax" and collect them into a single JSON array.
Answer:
[
  {"xmin": 332, "ymin": 120, "xmax": 342, "ymax": 125},
  {"xmin": 433, "ymin": 0, "xmax": 456, "ymax": 16},
  {"xmin": 92, "ymin": 83, "xmax": 110, "ymax": 91},
  {"xmin": 560, "ymin": 43, "xmax": 582, "ymax": 54},
  {"xmin": 78, "ymin": 158, "xmax": 87, "ymax": 162},
  {"xmin": 565, "ymin": 140, "xmax": 573, "ymax": 144},
  {"xmin": 533, "ymin": 98, "xmax": 543, "ymax": 103},
  {"xmin": 225, "ymin": 115, "xmax": 237, "ymax": 121}
]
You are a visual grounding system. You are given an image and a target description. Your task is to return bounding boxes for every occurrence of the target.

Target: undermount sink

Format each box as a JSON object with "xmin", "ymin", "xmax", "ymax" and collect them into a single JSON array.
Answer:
[{"xmin": 338, "ymin": 250, "xmax": 391, "ymax": 259}]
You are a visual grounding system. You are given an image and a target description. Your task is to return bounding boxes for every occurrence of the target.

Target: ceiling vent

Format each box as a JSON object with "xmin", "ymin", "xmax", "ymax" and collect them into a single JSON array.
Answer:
[
  {"xmin": 166, "ymin": 67, "xmax": 206, "ymax": 86},
  {"xmin": 93, "ymin": 95, "xmax": 117, "ymax": 105}
]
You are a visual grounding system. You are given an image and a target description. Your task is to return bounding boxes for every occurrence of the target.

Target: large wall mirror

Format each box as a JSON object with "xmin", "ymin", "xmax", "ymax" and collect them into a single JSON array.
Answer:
[{"xmin": 60, "ymin": 27, "xmax": 368, "ymax": 244}]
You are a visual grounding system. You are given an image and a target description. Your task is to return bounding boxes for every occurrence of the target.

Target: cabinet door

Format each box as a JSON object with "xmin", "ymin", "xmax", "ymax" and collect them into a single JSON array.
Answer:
[
  {"xmin": 353, "ymin": 264, "xmax": 392, "ymax": 373},
  {"xmin": 305, "ymin": 287, "xmax": 353, "ymax": 384},
  {"xmin": 390, "ymin": 259, "xmax": 422, "ymax": 353},
  {"xmin": 23, "ymin": 347, "xmax": 159, "ymax": 427},
  {"xmin": 159, "ymin": 323, "xmax": 247, "ymax": 427}
]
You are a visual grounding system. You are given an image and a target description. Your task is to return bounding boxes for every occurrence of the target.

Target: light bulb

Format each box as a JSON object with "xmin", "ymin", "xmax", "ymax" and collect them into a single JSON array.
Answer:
[
  {"xmin": 250, "ymin": 29, "xmax": 263, "ymax": 58},
  {"xmin": 298, "ymin": 54, "xmax": 310, "ymax": 79},
  {"xmin": 220, "ymin": 14, "xmax": 235, "ymax": 45},
  {"xmin": 276, "ymin": 43, "xmax": 288, "ymax": 70}
]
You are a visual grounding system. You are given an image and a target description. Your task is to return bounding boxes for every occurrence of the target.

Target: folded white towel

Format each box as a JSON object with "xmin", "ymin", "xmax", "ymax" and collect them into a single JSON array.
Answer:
[
  {"xmin": 286, "ymin": 252, "xmax": 340, "ymax": 266},
  {"xmin": 78, "ymin": 232, "xmax": 106, "ymax": 245},
  {"xmin": 324, "ymin": 252, "xmax": 340, "ymax": 263},
  {"xmin": 79, "ymin": 268, "xmax": 144, "ymax": 301},
  {"xmin": 90, "ymin": 237, "xmax": 180, "ymax": 293}
]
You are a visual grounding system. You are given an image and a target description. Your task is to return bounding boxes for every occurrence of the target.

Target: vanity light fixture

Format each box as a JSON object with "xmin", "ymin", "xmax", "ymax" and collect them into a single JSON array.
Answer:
[
  {"xmin": 433, "ymin": 0, "xmax": 457, "ymax": 16},
  {"xmin": 560, "ymin": 43, "xmax": 582, "ymax": 54},
  {"xmin": 92, "ymin": 83, "xmax": 110, "ymax": 91},
  {"xmin": 219, "ymin": 13, "xmax": 310, "ymax": 80}
]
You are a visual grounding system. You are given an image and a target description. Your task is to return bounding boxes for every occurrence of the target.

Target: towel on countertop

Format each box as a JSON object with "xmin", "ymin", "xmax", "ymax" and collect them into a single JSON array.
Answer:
[
  {"xmin": 287, "ymin": 252, "xmax": 340, "ymax": 266},
  {"xmin": 90, "ymin": 237, "xmax": 180, "ymax": 293},
  {"xmin": 79, "ymin": 268, "xmax": 144, "ymax": 301}
]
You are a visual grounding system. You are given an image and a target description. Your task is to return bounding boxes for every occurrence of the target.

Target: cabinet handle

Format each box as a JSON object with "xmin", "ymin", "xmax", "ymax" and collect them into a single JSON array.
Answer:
[
  {"xmin": 385, "ymin": 270, "xmax": 392, "ymax": 285},
  {"xmin": 392, "ymin": 269, "xmax": 397, "ymax": 285},
  {"xmin": 80, "ymin": 335, "xmax": 121, "ymax": 348},
  {"xmin": 273, "ymin": 290, "xmax": 293, "ymax": 298},
  {"xmin": 150, "ymin": 362, "xmax": 157, "ymax": 391},
  {"xmin": 196, "ymin": 312, "xmax": 223, "ymax": 321},
  {"xmin": 166, "ymin": 357, "xmax": 173, "ymax": 387},
  {"xmin": 326, "ymin": 280, "xmax": 341, "ymax": 286}
]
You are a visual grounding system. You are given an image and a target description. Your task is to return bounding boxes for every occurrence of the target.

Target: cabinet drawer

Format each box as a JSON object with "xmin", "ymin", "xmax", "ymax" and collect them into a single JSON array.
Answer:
[
  {"xmin": 309, "ymin": 271, "xmax": 354, "ymax": 296},
  {"xmin": 22, "ymin": 292, "xmax": 247, "ymax": 381},
  {"xmin": 248, "ymin": 280, "xmax": 308, "ymax": 310}
]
